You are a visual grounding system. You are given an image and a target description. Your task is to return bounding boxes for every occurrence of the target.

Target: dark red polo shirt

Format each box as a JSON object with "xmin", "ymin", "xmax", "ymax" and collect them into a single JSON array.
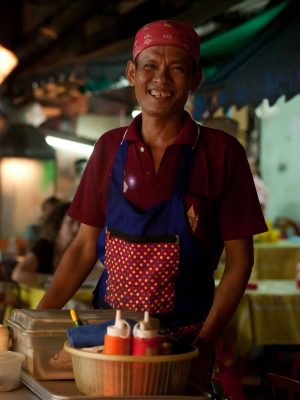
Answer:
[{"xmin": 69, "ymin": 111, "xmax": 267, "ymax": 270}]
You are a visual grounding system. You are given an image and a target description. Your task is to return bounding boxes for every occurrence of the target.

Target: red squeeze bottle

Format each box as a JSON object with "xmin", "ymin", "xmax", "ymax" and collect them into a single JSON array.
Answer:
[
  {"xmin": 131, "ymin": 311, "xmax": 163, "ymax": 395},
  {"xmin": 103, "ymin": 309, "xmax": 131, "ymax": 355},
  {"xmin": 132, "ymin": 311, "xmax": 161, "ymax": 356}
]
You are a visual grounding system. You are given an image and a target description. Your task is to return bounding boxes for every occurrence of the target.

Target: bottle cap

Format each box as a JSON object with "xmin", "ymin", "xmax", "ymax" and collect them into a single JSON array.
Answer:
[
  {"xmin": 107, "ymin": 310, "xmax": 131, "ymax": 338},
  {"xmin": 133, "ymin": 311, "xmax": 158, "ymax": 339}
]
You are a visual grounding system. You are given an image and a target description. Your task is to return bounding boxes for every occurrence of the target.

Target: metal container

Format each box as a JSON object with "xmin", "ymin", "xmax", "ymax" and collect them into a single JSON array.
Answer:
[{"xmin": 7, "ymin": 309, "xmax": 141, "ymax": 380}]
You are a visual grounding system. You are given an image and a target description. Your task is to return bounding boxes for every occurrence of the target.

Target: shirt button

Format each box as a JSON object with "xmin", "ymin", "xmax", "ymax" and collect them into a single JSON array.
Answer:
[{"xmin": 140, "ymin": 146, "xmax": 144, "ymax": 152}]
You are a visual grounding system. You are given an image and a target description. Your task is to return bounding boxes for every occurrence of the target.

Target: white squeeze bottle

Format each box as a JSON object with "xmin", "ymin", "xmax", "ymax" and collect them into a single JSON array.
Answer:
[{"xmin": 103, "ymin": 310, "xmax": 131, "ymax": 355}]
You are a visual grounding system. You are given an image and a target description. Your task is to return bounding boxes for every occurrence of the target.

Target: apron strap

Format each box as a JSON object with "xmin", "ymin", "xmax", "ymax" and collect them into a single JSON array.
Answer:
[{"xmin": 172, "ymin": 123, "xmax": 201, "ymax": 194}]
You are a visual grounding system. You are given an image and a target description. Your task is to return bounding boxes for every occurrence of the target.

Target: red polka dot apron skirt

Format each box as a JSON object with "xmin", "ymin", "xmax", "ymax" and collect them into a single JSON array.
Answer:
[{"xmin": 93, "ymin": 135, "xmax": 215, "ymax": 343}]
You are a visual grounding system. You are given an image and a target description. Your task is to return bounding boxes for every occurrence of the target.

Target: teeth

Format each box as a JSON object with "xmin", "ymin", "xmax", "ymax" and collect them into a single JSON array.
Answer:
[{"xmin": 150, "ymin": 90, "xmax": 171, "ymax": 98}]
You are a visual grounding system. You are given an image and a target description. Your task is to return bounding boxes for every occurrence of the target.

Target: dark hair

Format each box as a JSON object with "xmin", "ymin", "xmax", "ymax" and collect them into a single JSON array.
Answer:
[
  {"xmin": 74, "ymin": 158, "xmax": 87, "ymax": 175},
  {"xmin": 40, "ymin": 202, "xmax": 71, "ymax": 241},
  {"xmin": 41, "ymin": 196, "xmax": 61, "ymax": 212}
]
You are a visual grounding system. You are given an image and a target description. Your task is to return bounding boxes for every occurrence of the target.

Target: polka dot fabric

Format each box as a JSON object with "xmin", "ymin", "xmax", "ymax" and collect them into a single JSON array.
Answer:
[
  {"xmin": 163, "ymin": 322, "xmax": 203, "ymax": 341},
  {"xmin": 104, "ymin": 231, "xmax": 179, "ymax": 313}
]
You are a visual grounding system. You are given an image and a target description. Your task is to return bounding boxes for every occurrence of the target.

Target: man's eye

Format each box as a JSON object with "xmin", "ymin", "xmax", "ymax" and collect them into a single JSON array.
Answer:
[
  {"xmin": 172, "ymin": 65, "xmax": 185, "ymax": 72},
  {"xmin": 144, "ymin": 63, "xmax": 154, "ymax": 70}
]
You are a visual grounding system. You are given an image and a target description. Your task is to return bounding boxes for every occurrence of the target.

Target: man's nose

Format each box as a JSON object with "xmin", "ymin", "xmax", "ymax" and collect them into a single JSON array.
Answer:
[{"xmin": 154, "ymin": 67, "xmax": 171, "ymax": 82}]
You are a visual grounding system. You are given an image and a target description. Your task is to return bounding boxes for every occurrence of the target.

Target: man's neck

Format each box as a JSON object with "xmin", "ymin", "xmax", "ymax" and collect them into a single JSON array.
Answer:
[
  {"xmin": 140, "ymin": 113, "xmax": 184, "ymax": 173},
  {"xmin": 141, "ymin": 113, "xmax": 184, "ymax": 146}
]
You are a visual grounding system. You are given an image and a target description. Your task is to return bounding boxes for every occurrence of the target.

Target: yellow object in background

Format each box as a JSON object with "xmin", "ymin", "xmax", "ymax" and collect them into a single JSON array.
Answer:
[
  {"xmin": 70, "ymin": 309, "xmax": 83, "ymax": 327},
  {"xmin": 19, "ymin": 283, "xmax": 93, "ymax": 309},
  {"xmin": 269, "ymin": 228, "xmax": 281, "ymax": 242},
  {"xmin": 254, "ymin": 219, "xmax": 280, "ymax": 243}
]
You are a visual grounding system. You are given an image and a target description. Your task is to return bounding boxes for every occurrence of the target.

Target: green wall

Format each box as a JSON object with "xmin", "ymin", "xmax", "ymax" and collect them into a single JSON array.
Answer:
[{"xmin": 260, "ymin": 95, "xmax": 300, "ymax": 223}]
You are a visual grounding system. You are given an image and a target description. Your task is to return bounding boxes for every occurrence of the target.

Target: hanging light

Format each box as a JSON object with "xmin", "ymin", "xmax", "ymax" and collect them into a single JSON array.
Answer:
[{"xmin": 0, "ymin": 45, "xmax": 18, "ymax": 84}]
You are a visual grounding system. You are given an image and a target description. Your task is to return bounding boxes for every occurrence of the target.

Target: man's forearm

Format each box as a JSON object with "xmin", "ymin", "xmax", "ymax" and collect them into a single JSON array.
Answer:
[
  {"xmin": 195, "ymin": 238, "xmax": 254, "ymax": 345},
  {"xmin": 196, "ymin": 268, "xmax": 251, "ymax": 345},
  {"xmin": 37, "ymin": 244, "xmax": 98, "ymax": 309}
]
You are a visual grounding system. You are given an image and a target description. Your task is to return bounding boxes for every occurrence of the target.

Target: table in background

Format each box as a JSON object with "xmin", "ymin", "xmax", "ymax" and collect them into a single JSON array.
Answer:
[
  {"xmin": 222, "ymin": 279, "xmax": 300, "ymax": 358},
  {"xmin": 17, "ymin": 266, "xmax": 102, "ymax": 310},
  {"xmin": 19, "ymin": 282, "xmax": 94, "ymax": 309},
  {"xmin": 253, "ymin": 240, "xmax": 300, "ymax": 279},
  {"xmin": 215, "ymin": 240, "xmax": 300, "ymax": 280}
]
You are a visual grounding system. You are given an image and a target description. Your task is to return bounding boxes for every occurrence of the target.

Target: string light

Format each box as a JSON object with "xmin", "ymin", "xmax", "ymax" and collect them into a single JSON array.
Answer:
[{"xmin": 45, "ymin": 135, "xmax": 94, "ymax": 156}]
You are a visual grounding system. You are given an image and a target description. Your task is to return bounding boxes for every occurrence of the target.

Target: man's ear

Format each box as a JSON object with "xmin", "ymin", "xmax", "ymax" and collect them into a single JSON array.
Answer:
[
  {"xmin": 190, "ymin": 67, "xmax": 202, "ymax": 92},
  {"xmin": 126, "ymin": 60, "xmax": 136, "ymax": 87}
]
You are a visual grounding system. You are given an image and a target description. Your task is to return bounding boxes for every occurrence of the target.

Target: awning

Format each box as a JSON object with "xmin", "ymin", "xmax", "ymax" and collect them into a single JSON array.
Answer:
[
  {"xmin": 194, "ymin": 0, "xmax": 299, "ymax": 119},
  {"xmin": 200, "ymin": 0, "xmax": 288, "ymax": 79}
]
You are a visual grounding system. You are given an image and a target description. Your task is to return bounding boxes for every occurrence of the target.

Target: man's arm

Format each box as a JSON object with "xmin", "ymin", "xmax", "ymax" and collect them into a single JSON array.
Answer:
[
  {"xmin": 188, "ymin": 238, "xmax": 253, "ymax": 391},
  {"xmin": 196, "ymin": 237, "xmax": 254, "ymax": 345},
  {"xmin": 37, "ymin": 223, "xmax": 102, "ymax": 309}
]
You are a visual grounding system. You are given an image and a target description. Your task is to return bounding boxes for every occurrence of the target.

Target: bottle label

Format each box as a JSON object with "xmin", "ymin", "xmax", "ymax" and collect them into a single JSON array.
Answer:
[
  {"xmin": 132, "ymin": 336, "xmax": 162, "ymax": 356},
  {"xmin": 103, "ymin": 334, "xmax": 131, "ymax": 355}
]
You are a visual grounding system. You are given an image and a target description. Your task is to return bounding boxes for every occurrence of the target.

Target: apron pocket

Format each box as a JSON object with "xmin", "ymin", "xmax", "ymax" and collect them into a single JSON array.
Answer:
[{"xmin": 104, "ymin": 228, "xmax": 179, "ymax": 313}]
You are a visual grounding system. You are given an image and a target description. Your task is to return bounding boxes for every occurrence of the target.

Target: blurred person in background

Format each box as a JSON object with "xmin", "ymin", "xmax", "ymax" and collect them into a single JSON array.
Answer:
[
  {"xmin": 24, "ymin": 196, "xmax": 62, "ymax": 249},
  {"xmin": 12, "ymin": 202, "xmax": 79, "ymax": 283},
  {"xmin": 68, "ymin": 158, "xmax": 88, "ymax": 201},
  {"xmin": 248, "ymin": 157, "xmax": 268, "ymax": 213}
]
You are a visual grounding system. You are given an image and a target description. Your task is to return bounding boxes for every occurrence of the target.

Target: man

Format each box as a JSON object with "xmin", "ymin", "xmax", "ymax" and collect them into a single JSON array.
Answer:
[{"xmin": 37, "ymin": 20, "xmax": 267, "ymax": 389}]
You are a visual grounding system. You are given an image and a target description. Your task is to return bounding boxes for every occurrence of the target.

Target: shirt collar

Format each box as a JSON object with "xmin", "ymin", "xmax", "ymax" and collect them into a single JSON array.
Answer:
[{"xmin": 125, "ymin": 111, "xmax": 199, "ymax": 147}]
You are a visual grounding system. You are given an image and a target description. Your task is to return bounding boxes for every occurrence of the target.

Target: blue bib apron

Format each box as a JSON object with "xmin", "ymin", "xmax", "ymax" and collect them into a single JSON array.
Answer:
[{"xmin": 93, "ymin": 134, "xmax": 214, "ymax": 331}]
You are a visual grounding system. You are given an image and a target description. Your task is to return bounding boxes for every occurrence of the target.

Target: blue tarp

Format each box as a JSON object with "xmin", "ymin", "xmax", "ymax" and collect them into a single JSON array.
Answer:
[{"xmin": 194, "ymin": 0, "xmax": 300, "ymax": 119}]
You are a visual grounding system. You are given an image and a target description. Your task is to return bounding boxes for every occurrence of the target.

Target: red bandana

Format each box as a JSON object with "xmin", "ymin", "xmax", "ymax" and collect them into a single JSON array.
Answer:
[{"xmin": 133, "ymin": 20, "xmax": 200, "ymax": 62}]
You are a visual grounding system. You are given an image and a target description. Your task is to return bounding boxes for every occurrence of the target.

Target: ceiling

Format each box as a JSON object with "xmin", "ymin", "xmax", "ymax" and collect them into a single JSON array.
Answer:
[{"xmin": 0, "ymin": 0, "xmax": 279, "ymax": 118}]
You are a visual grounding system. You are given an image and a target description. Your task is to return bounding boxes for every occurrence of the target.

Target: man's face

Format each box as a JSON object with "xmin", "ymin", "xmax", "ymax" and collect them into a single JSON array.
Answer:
[{"xmin": 126, "ymin": 46, "xmax": 201, "ymax": 119}]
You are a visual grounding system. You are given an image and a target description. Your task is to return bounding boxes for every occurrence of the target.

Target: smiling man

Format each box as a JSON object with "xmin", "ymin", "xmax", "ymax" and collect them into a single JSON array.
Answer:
[{"xmin": 37, "ymin": 20, "xmax": 267, "ymax": 392}]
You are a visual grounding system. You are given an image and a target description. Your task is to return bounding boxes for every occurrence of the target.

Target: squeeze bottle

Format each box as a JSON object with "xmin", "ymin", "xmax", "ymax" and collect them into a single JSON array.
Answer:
[
  {"xmin": 103, "ymin": 310, "xmax": 131, "ymax": 355},
  {"xmin": 132, "ymin": 311, "xmax": 161, "ymax": 356}
]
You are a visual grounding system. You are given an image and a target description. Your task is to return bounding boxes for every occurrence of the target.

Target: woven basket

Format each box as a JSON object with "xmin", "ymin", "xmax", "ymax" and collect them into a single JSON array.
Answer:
[{"xmin": 64, "ymin": 341, "xmax": 198, "ymax": 396}]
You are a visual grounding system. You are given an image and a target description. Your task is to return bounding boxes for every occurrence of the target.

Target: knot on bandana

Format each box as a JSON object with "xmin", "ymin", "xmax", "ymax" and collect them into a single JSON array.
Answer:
[{"xmin": 132, "ymin": 20, "xmax": 200, "ymax": 62}]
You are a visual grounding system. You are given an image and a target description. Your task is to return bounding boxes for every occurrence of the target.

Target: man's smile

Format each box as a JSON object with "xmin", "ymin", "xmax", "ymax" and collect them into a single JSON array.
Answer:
[{"xmin": 149, "ymin": 89, "xmax": 172, "ymax": 98}]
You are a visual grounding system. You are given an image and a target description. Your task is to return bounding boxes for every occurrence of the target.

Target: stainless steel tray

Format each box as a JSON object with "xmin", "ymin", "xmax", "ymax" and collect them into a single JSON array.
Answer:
[{"xmin": 20, "ymin": 370, "xmax": 210, "ymax": 400}]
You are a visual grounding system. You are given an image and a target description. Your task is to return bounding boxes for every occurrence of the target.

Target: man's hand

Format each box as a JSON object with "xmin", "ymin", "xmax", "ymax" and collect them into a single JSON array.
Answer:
[{"xmin": 187, "ymin": 337, "xmax": 215, "ymax": 393}]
